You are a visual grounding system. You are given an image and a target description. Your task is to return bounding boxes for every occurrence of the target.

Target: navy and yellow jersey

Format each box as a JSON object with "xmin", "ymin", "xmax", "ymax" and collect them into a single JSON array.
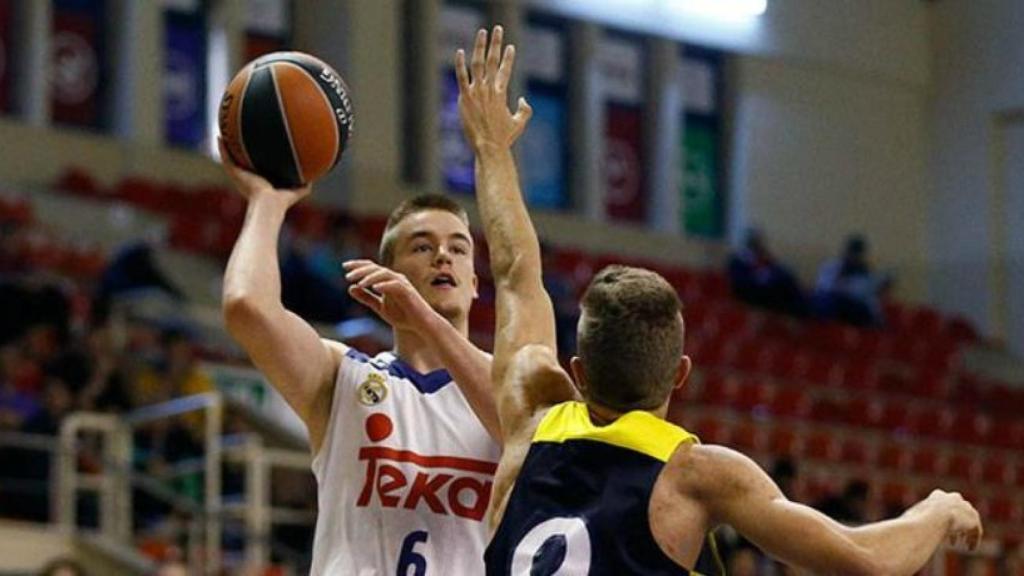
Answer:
[{"xmin": 485, "ymin": 401, "xmax": 700, "ymax": 576}]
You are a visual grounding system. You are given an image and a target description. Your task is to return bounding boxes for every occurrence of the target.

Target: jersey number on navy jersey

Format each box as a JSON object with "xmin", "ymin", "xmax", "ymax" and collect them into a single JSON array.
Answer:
[{"xmin": 511, "ymin": 517, "xmax": 592, "ymax": 575}]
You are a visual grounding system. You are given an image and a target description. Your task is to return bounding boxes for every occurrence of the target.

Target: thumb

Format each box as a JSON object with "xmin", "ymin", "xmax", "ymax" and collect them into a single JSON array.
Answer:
[{"xmin": 513, "ymin": 97, "xmax": 533, "ymax": 125}]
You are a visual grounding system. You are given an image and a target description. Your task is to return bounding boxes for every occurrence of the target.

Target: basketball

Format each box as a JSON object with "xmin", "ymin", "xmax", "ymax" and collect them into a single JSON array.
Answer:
[{"xmin": 218, "ymin": 51, "xmax": 354, "ymax": 189}]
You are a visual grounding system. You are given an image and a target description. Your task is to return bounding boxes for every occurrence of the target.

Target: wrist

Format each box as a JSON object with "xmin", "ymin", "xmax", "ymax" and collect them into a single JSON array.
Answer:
[{"xmin": 474, "ymin": 141, "xmax": 514, "ymax": 159}]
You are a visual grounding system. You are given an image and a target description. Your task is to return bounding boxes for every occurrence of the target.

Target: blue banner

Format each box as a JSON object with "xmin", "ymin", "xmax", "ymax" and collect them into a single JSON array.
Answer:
[
  {"xmin": 440, "ymin": 71, "xmax": 474, "ymax": 193},
  {"xmin": 164, "ymin": 14, "xmax": 206, "ymax": 148},
  {"xmin": 522, "ymin": 89, "xmax": 569, "ymax": 209}
]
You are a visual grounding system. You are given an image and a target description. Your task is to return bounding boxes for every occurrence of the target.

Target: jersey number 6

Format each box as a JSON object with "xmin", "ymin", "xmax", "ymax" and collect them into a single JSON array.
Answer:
[{"xmin": 398, "ymin": 530, "xmax": 429, "ymax": 576}]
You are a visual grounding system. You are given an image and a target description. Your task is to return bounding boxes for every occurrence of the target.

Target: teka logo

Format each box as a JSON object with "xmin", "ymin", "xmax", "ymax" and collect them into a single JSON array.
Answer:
[{"xmin": 357, "ymin": 413, "xmax": 496, "ymax": 522}]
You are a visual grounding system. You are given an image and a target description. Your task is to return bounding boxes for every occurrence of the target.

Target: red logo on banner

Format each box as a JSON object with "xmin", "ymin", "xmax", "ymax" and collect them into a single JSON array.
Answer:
[
  {"xmin": 604, "ymin": 104, "xmax": 646, "ymax": 223},
  {"xmin": 51, "ymin": 10, "xmax": 100, "ymax": 126}
]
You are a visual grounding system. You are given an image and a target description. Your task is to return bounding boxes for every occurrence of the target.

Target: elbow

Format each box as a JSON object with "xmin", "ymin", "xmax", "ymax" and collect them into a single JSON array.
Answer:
[{"xmin": 222, "ymin": 290, "xmax": 265, "ymax": 336}]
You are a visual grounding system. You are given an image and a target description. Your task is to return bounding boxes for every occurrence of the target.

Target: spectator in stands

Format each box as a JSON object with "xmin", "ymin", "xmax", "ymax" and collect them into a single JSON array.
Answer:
[
  {"xmin": 0, "ymin": 345, "xmax": 41, "ymax": 429},
  {"xmin": 728, "ymin": 229, "xmax": 807, "ymax": 316},
  {"xmin": 816, "ymin": 479, "xmax": 870, "ymax": 525},
  {"xmin": 51, "ymin": 326, "xmax": 133, "ymax": 413},
  {"xmin": 725, "ymin": 541, "xmax": 761, "ymax": 576},
  {"xmin": 280, "ymin": 229, "xmax": 356, "ymax": 324},
  {"xmin": 38, "ymin": 557, "xmax": 87, "ymax": 576},
  {"xmin": 770, "ymin": 457, "xmax": 798, "ymax": 499},
  {"xmin": 93, "ymin": 242, "xmax": 183, "ymax": 324},
  {"xmin": 134, "ymin": 329, "xmax": 213, "ymax": 406},
  {"xmin": 541, "ymin": 243, "xmax": 579, "ymax": 358},
  {"xmin": 813, "ymin": 235, "xmax": 891, "ymax": 327}
]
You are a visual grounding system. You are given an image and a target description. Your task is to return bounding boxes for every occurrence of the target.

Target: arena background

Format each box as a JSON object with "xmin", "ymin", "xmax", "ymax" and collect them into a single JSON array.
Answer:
[{"xmin": 0, "ymin": 0, "xmax": 1020, "ymax": 574}]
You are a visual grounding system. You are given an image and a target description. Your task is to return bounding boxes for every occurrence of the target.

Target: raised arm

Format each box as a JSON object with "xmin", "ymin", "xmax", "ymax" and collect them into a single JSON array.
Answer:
[
  {"xmin": 455, "ymin": 27, "xmax": 574, "ymax": 408},
  {"xmin": 341, "ymin": 259, "xmax": 500, "ymax": 441},
  {"xmin": 219, "ymin": 140, "xmax": 342, "ymax": 454},
  {"xmin": 677, "ymin": 444, "xmax": 982, "ymax": 576}
]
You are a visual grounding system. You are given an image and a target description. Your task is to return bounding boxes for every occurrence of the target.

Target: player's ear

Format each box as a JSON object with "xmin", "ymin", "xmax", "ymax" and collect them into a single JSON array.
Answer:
[
  {"xmin": 673, "ymin": 355, "xmax": 692, "ymax": 392},
  {"xmin": 472, "ymin": 272, "xmax": 479, "ymax": 299},
  {"xmin": 569, "ymin": 356, "xmax": 588, "ymax": 396}
]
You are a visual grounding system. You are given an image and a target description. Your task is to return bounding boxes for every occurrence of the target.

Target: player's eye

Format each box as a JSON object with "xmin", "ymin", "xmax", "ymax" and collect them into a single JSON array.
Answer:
[
  {"xmin": 451, "ymin": 244, "xmax": 469, "ymax": 256},
  {"xmin": 412, "ymin": 243, "xmax": 432, "ymax": 253}
]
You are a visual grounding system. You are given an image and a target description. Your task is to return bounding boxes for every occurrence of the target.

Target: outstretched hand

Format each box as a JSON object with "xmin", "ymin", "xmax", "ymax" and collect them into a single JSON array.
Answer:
[
  {"xmin": 455, "ymin": 26, "xmax": 532, "ymax": 152},
  {"xmin": 343, "ymin": 260, "xmax": 441, "ymax": 333}
]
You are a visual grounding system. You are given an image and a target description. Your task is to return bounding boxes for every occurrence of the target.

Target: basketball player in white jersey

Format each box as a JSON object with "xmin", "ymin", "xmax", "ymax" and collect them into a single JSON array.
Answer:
[
  {"xmin": 457, "ymin": 26, "xmax": 983, "ymax": 575},
  {"xmin": 219, "ymin": 139, "xmax": 502, "ymax": 574}
]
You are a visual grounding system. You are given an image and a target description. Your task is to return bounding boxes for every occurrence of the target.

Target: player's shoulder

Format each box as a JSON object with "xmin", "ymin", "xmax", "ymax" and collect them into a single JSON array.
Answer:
[{"xmin": 664, "ymin": 442, "xmax": 761, "ymax": 500}]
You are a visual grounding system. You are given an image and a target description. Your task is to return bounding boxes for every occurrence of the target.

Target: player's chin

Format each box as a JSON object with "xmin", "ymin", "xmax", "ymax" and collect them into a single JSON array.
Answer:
[{"xmin": 426, "ymin": 292, "xmax": 472, "ymax": 320}]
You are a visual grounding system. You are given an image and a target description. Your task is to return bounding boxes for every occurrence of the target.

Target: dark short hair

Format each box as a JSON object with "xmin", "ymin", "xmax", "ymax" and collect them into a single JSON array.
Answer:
[
  {"xmin": 577, "ymin": 265, "xmax": 684, "ymax": 411},
  {"xmin": 378, "ymin": 194, "xmax": 470, "ymax": 266}
]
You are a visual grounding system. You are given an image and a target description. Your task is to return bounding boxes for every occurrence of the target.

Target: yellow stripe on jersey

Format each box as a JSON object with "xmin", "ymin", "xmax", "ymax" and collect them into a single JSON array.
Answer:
[{"xmin": 533, "ymin": 401, "xmax": 698, "ymax": 463}]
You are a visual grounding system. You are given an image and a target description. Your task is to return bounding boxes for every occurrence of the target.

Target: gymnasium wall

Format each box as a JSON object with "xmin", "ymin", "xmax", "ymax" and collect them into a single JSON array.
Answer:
[
  {"xmin": 926, "ymin": 0, "xmax": 1024, "ymax": 350},
  {"xmin": 0, "ymin": 0, "xmax": 935, "ymax": 300}
]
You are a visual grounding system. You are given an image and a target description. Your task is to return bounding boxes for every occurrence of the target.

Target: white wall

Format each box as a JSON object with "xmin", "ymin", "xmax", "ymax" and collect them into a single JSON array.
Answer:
[{"xmin": 927, "ymin": 1, "xmax": 1024, "ymax": 341}]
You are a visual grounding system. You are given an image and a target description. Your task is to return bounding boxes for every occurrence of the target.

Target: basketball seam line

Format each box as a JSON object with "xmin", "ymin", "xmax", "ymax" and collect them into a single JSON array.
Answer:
[
  {"xmin": 236, "ymin": 66, "xmax": 255, "ymax": 169},
  {"xmin": 278, "ymin": 60, "xmax": 341, "ymax": 173},
  {"xmin": 269, "ymin": 64, "xmax": 305, "ymax": 186}
]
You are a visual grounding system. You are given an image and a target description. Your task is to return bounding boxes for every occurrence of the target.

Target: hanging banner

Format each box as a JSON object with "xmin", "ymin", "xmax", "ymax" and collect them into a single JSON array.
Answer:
[
  {"xmin": 522, "ymin": 90, "xmax": 568, "ymax": 209},
  {"xmin": 681, "ymin": 118, "xmax": 722, "ymax": 236},
  {"xmin": 522, "ymin": 18, "xmax": 569, "ymax": 210},
  {"xmin": 604, "ymin": 104, "xmax": 646, "ymax": 222},
  {"xmin": 164, "ymin": 15, "xmax": 206, "ymax": 147},
  {"xmin": 0, "ymin": 0, "xmax": 10, "ymax": 113},
  {"xmin": 438, "ymin": 3, "xmax": 483, "ymax": 194},
  {"xmin": 51, "ymin": 0, "xmax": 104, "ymax": 127},
  {"xmin": 679, "ymin": 47, "xmax": 725, "ymax": 238}
]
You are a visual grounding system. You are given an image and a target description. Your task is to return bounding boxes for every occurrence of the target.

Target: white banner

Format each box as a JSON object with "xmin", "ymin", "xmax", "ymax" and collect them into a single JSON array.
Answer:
[
  {"xmin": 247, "ymin": 0, "xmax": 291, "ymax": 36},
  {"xmin": 439, "ymin": 4, "xmax": 485, "ymax": 67},
  {"xmin": 523, "ymin": 25, "xmax": 565, "ymax": 83},
  {"xmin": 598, "ymin": 36, "xmax": 643, "ymax": 105},
  {"xmin": 680, "ymin": 57, "xmax": 715, "ymax": 114}
]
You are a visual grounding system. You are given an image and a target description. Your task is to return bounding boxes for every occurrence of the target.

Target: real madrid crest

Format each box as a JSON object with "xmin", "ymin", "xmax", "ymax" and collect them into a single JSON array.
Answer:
[{"xmin": 357, "ymin": 373, "xmax": 388, "ymax": 406}]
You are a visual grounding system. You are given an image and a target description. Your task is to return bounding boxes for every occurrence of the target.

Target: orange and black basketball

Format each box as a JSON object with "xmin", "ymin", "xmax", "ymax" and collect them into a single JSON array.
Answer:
[{"xmin": 219, "ymin": 51, "xmax": 354, "ymax": 189}]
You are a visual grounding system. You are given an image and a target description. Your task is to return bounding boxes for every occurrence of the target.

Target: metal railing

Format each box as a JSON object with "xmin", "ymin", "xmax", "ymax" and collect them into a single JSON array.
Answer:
[{"xmin": 9, "ymin": 391, "xmax": 317, "ymax": 574}]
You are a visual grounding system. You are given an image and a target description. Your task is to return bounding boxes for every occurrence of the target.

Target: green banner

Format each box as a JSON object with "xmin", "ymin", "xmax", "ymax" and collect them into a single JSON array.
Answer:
[{"xmin": 681, "ymin": 119, "xmax": 723, "ymax": 237}]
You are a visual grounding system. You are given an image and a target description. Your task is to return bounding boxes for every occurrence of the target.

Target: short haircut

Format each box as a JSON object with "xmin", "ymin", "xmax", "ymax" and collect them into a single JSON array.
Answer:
[
  {"xmin": 378, "ymin": 194, "xmax": 470, "ymax": 266},
  {"xmin": 577, "ymin": 265, "xmax": 684, "ymax": 411}
]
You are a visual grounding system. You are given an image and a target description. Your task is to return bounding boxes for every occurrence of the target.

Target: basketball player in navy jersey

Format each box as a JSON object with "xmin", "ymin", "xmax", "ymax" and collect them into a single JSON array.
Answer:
[{"xmin": 456, "ymin": 26, "xmax": 983, "ymax": 575}]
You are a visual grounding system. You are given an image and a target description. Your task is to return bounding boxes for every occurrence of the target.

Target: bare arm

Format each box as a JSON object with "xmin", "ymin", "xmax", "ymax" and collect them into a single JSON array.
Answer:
[
  {"xmin": 342, "ymin": 259, "xmax": 500, "ymax": 441},
  {"xmin": 678, "ymin": 445, "xmax": 982, "ymax": 576},
  {"xmin": 456, "ymin": 27, "xmax": 576, "ymax": 435},
  {"xmin": 219, "ymin": 140, "xmax": 341, "ymax": 454}
]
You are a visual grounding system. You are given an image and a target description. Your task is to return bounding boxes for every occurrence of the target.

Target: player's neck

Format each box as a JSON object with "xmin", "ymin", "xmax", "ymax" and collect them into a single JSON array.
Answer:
[
  {"xmin": 586, "ymin": 400, "xmax": 670, "ymax": 426},
  {"xmin": 391, "ymin": 317, "xmax": 469, "ymax": 373}
]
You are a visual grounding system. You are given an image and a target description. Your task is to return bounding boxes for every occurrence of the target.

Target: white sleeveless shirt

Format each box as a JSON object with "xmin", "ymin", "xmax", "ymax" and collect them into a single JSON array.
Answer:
[{"xmin": 309, "ymin": 349, "xmax": 500, "ymax": 575}]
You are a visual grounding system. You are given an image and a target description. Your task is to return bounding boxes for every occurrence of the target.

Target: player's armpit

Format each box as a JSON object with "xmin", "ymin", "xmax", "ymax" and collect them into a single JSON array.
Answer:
[{"xmin": 497, "ymin": 344, "xmax": 577, "ymax": 436}]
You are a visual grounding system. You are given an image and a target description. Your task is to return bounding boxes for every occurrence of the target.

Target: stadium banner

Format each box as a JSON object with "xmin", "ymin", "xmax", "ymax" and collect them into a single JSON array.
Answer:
[
  {"xmin": 0, "ymin": 0, "xmax": 10, "ymax": 113},
  {"xmin": 681, "ymin": 117, "xmax": 722, "ymax": 237},
  {"xmin": 246, "ymin": 0, "xmax": 290, "ymax": 37},
  {"xmin": 604, "ymin": 103, "xmax": 646, "ymax": 222},
  {"xmin": 522, "ymin": 17, "xmax": 569, "ymax": 210},
  {"xmin": 599, "ymin": 33, "xmax": 646, "ymax": 222},
  {"xmin": 521, "ymin": 89, "xmax": 568, "ymax": 209},
  {"xmin": 51, "ymin": 0, "xmax": 104, "ymax": 128},
  {"xmin": 164, "ymin": 14, "xmax": 206, "ymax": 148},
  {"xmin": 678, "ymin": 47, "xmax": 725, "ymax": 238},
  {"xmin": 438, "ymin": 3, "xmax": 484, "ymax": 194}
]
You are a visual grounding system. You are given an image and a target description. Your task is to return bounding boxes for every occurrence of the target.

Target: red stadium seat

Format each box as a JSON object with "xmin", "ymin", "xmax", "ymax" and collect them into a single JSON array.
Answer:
[
  {"xmin": 731, "ymin": 421, "xmax": 762, "ymax": 451},
  {"xmin": 809, "ymin": 396, "xmax": 846, "ymax": 423},
  {"xmin": 694, "ymin": 416, "xmax": 728, "ymax": 445},
  {"xmin": 910, "ymin": 446, "xmax": 942, "ymax": 476},
  {"xmin": 734, "ymin": 379, "xmax": 771, "ymax": 412},
  {"xmin": 981, "ymin": 456, "xmax": 1010, "ymax": 486},
  {"xmin": 769, "ymin": 426, "xmax": 799, "ymax": 455},
  {"xmin": 946, "ymin": 453, "xmax": 978, "ymax": 481},
  {"xmin": 839, "ymin": 437, "xmax": 872, "ymax": 466},
  {"xmin": 769, "ymin": 387, "xmax": 810, "ymax": 418},
  {"xmin": 878, "ymin": 444, "xmax": 909, "ymax": 471},
  {"xmin": 986, "ymin": 496, "xmax": 1020, "ymax": 524},
  {"xmin": 699, "ymin": 373, "xmax": 738, "ymax": 407},
  {"xmin": 804, "ymin": 430, "xmax": 838, "ymax": 461},
  {"xmin": 881, "ymin": 481, "xmax": 911, "ymax": 507}
]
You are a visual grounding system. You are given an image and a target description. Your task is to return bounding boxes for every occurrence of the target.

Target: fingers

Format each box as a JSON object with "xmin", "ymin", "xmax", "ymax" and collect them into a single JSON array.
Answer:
[
  {"xmin": 348, "ymin": 285, "xmax": 383, "ymax": 313},
  {"xmin": 356, "ymin": 268, "xmax": 400, "ymax": 290},
  {"xmin": 486, "ymin": 25, "xmax": 504, "ymax": 82},
  {"xmin": 495, "ymin": 44, "xmax": 515, "ymax": 93},
  {"xmin": 455, "ymin": 49, "xmax": 470, "ymax": 93},
  {"xmin": 471, "ymin": 29, "xmax": 487, "ymax": 84}
]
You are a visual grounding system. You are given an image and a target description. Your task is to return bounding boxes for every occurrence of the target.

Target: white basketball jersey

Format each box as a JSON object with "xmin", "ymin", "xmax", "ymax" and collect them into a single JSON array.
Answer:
[{"xmin": 310, "ymin": 349, "xmax": 500, "ymax": 575}]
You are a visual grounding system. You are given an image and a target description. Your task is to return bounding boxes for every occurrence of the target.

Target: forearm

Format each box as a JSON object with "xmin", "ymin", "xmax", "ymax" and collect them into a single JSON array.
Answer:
[
  {"xmin": 421, "ymin": 313, "xmax": 500, "ymax": 441},
  {"xmin": 846, "ymin": 506, "xmax": 950, "ymax": 575},
  {"xmin": 223, "ymin": 197, "xmax": 289, "ymax": 311},
  {"xmin": 474, "ymin": 146, "xmax": 541, "ymax": 286}
]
